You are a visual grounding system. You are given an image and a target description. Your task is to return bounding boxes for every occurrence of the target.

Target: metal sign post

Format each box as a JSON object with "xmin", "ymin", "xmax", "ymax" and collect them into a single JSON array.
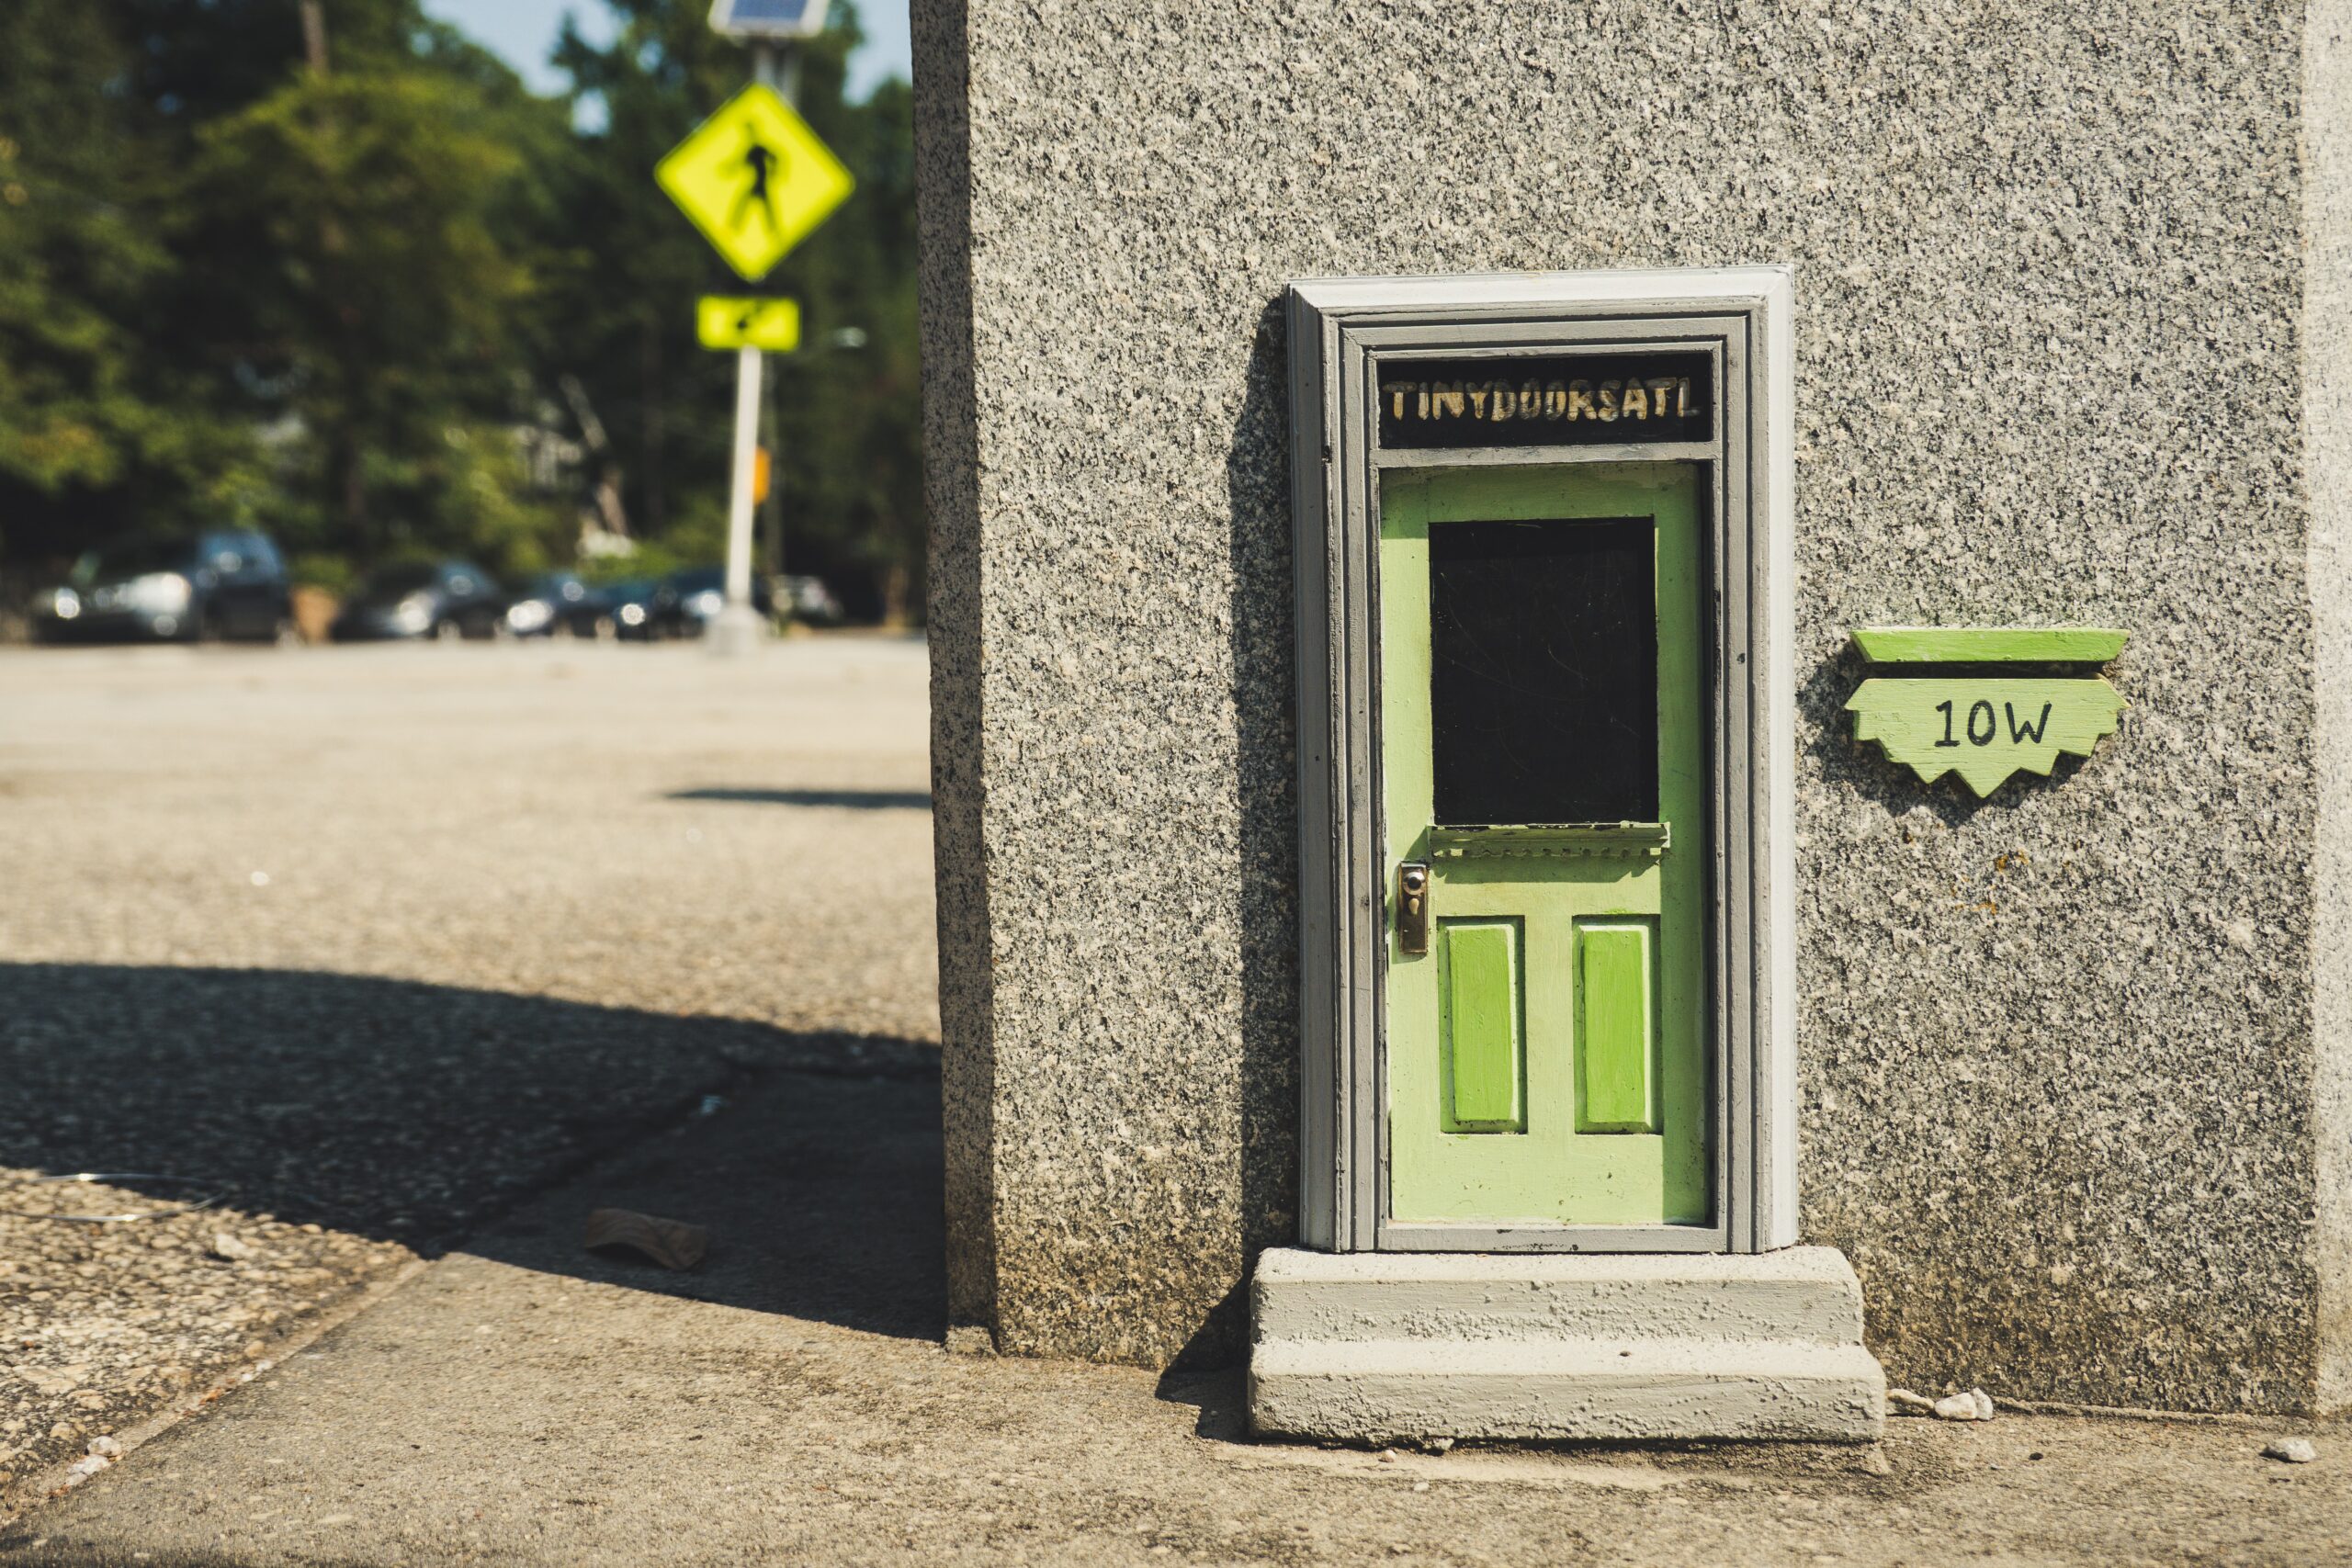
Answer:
[
  {"xmin": 711, "ymin": 42, "xmax": 772, "ymax": 657},
  {"xmin": 716, "ymin": 334, "xmax": 767, "ymax": 653},
  {"xmin": 713, "ymin": 42, "xmax": 781, "ymax": 656}
]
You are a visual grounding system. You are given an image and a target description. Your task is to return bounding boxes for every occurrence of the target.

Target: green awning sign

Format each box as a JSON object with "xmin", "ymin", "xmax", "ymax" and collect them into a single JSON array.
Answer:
[{"xmin": 1845, "ymin": 627, "xmax": 2129, "ymax": 797}]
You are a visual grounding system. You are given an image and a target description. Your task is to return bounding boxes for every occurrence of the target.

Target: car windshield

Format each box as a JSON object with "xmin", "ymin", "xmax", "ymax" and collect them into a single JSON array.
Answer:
[
  {"xmin": 668, "ymin": 569, "xmax": 725, "ymax": 592},
  {"xmin": 69, "ymin": 538, "xmax": 194, "ymax": 586},
  {"xmin": 361, "ymin": 564, "xmax": 441, "ymax": 597}
]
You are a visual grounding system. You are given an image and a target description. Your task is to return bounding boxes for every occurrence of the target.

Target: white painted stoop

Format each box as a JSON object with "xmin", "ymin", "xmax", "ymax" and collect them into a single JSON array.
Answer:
[{"xmin": 1247, "ymin": 1247, "xmax": 1885, "ymax": 1442}]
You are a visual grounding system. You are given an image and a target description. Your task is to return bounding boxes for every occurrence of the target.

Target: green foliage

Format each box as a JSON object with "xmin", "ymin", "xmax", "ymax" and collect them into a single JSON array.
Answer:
[
  {"xmin": 288, "ymin": 552, "xmax": 357, "ymax": 596},
  {"xmin": 0, "ymin": 0, "xmax": 922, "ymax": 617},
  {"xmin": 0, "ymin": 0, "xmax": 256, "ymax": 558},
  {"xmin": 769, "ymin": 72, "xmax": 926, "ymax": 622}
]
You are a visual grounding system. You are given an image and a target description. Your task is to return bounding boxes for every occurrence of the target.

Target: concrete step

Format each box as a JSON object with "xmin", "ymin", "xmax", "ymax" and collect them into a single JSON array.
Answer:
[
  {"xmin": 1248, "ymin": 1247, "xmax": 1885, "ymax": 1442},
  {"xmin": 1253, "ymin": 1246, "xmax": 1868, "ymax": 1347},
  {"xmin": 1249, "ymin": 1334, "xmax": 1885, "ymax": 1442}
]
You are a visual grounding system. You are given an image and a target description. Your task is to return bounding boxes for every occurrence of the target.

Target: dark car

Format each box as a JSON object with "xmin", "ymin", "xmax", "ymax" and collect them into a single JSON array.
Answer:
[
  {"xmin": 597, "ymin": 579, "xmax": 662, "ymax": 640},
  {"xmin": 780, "ymin": 574, "xmax": 846, "ymax": 627},
  {"xmin": 650, "ymin": 567, "xmax": 773, "ymax": 638},
  {"xmin": 31, "ymin": 530, "xmax": 291, "ymax": 644},
  {"xmin": 329, "ymin": 560, "xmax": 505, "ymax": 642},
  {"xmin": 503, "ymin": 572, "xmax": 596, "ymax": 637}
]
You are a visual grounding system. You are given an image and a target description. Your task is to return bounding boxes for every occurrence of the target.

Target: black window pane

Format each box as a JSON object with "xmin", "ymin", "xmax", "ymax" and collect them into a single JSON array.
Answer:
[{"xmin": 1428, "ymin": 516, "xmax": 1657, "ymax": 825}]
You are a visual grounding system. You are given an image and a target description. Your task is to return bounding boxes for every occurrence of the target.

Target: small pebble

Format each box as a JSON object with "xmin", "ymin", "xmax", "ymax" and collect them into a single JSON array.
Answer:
[
  {"xmin": 1930, "ymin": 1388, "xmax": 1996, "ymax": 1422},
  {"xmin": 2263, "ymin": 1438, "xmax": 2317, "ymax": 1464},
  {"xmin": 85, "ymin": 1436, "xmax": 121, "ymax": 1459},
  {"xmin": 1885, "ymin": 1388, "xmax": 1935, "ymax": 1415}
]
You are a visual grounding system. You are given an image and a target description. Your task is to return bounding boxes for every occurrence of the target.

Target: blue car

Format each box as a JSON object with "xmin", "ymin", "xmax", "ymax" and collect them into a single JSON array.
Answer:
[{"xmin": 503, "ymin": 572, "xmax": 597, "ymax": 637}]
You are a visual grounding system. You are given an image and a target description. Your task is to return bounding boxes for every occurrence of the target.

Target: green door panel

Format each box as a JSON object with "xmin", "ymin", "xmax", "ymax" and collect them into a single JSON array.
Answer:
[
  {"xmin": 1440, "ymin": 919, "xmax": 1523, "ymax": 1132},
  {"xmin": 1382, "ymin": 463, "xmax": 1709, "ymax": 1229},
  {"xmin": 1577, "ymin": 919, "xmax": 1657, "ymax": 1134}
]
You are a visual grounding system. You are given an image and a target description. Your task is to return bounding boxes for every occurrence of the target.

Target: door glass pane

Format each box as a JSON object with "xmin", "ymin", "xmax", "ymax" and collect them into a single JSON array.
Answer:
[{"xmin": 1427, "ymin": 515, "xmax": 1657, "ymax": 825}]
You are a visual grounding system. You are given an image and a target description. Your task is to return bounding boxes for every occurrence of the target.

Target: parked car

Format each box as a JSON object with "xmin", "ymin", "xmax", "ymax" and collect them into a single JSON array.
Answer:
[
  {"xmin": 781, "ymin": 574, "xmax": 846, "ymax": 627},
  {"xmin": 596, "ymin": 579, "xmax": 662, "ymax": 640},
  {"xmin": 329, "ymin": 560, "xmax": 505, "ymax": 641},
  {"xmin": 503, "ymin": 572, "xmax": 596, "ymax": 637},
  {"xmin": 650, "ymin": 566, "xmax": 773, "ymax": 638},
  {"xmin": 31, "ymin": 530, "xmax": 291, "ymax": 644}
]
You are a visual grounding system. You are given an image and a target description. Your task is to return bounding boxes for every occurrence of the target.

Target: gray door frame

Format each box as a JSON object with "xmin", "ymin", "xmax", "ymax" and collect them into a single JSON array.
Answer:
[{"xmin": 1287, "ymin": 268, "xmax": 1798, "ymax": 1256}]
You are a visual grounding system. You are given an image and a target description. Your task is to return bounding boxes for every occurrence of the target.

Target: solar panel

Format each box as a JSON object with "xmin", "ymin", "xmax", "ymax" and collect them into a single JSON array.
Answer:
[{"xmin": 710, "ymin": 0, "xmax": 830, "ymax": 37}]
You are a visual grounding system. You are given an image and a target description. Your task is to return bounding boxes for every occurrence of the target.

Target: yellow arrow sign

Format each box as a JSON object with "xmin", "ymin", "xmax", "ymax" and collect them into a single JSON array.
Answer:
[
  {"xmin": 656, "ymin": 85, "xmax": 854, "ymax": 281},
  {"xmin": 696, "ymin": 296, "xmax": 801, "ymax": 352}
]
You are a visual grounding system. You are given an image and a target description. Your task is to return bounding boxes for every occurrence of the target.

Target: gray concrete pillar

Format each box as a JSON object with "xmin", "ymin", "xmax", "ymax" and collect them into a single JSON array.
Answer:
[{"xmin": 916, "ymin": 0, "xmax": 2352, "ymax": 1409}]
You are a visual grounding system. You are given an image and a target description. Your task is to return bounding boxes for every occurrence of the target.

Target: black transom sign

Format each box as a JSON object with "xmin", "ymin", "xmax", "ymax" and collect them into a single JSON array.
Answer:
[{"xmin": 1377, "ymin": 351, "xmax": 1713, "ymax": 450}]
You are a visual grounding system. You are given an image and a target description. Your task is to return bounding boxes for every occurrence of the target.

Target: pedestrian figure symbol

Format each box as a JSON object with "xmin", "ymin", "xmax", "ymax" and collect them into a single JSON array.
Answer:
[
  {"xmin": 731, "ymin": 135, "xmax": 786, "ymax": 236},
  {"xmin": 654, "ymin": 83, "xmax": 854, "ymax": 281}
]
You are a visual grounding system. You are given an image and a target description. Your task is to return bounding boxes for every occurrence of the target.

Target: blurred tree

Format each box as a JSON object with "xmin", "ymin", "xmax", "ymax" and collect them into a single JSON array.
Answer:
[
  {"xmin": 0, "ymin": 0, "xmax": 922, "ymax": 614},
  {"xmin": 546, "ymin": 0, "xmax": 749, "ymax": 546},
  {"xmin": 770, "ymin": 69, "xmax": 925, "ymax": 624},
  {"xmin": 177, "ymin": 3, "xmax": 575, "ymax": 571},
  {"xmin": 0, "ymin": 0, "xmax": 260, "ymax": 565}
]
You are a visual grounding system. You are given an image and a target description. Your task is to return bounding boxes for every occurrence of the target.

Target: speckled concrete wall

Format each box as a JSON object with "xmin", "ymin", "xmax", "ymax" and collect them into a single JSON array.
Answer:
[{"xmin": 916, "ymin": 0, "xmax": 2350, "ymax": 1407}]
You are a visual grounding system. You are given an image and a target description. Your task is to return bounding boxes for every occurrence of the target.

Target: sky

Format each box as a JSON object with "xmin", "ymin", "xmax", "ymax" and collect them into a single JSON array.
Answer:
[{"xmin": 417, "ymin": 0, "xmax": 914, "ymax": 102}]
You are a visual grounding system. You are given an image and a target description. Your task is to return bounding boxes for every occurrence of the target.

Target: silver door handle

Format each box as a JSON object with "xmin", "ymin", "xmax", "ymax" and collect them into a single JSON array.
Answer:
[{"xmin": 1397, "ymin": 862, "xmax": 1431, "ymax": 955}]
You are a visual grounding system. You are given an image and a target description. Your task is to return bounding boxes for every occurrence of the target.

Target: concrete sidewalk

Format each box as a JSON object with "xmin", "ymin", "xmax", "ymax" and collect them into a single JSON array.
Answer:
[{"xmin": 4, "ymin": 1064, "xmax": 2344, "ymax": 1568}]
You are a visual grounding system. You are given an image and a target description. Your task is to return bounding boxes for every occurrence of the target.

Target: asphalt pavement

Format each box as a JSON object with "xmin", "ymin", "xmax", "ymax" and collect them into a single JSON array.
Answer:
[{"xmin": 0, "ymin": 636, "xmax": 937, "ymax": 1504}]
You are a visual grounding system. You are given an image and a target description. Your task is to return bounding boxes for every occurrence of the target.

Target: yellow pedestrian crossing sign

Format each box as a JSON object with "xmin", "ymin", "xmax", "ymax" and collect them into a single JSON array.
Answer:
[
  {"xmin": 656, "ymin": 85, "xmax": 854, "ymax": 281},
  {"xmin": 697, "ymin": 296, "xmax": 801, "ymax": 352}
]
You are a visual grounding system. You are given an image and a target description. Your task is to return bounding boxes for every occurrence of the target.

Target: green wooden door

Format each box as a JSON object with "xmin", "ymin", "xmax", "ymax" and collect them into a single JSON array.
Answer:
[{"xmin": 1381, "ymin": 463, "xmax": 1709, "ymax": 1228}]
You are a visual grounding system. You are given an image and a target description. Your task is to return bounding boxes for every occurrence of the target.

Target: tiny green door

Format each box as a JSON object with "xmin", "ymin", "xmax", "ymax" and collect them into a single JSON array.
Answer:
[{"xmin": 1382, "ymin": 462, "xmax": 1709, "ymax": 1228}]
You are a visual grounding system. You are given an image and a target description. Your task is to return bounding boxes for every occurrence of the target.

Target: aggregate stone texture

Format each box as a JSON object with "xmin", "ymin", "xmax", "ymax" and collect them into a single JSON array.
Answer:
[
  {"xmin": 8, "ymin": 1066, "xmax": 2351, "ymax": 1567},
  {"xmin": 0, "ymin": 638, "xmax": 940, "ymax": 1501},
  {"xmin": 915, "ymin": 0, "xmax": 2349, "ymax": 1404},
  {"xmin": 0, "ymin": 1184, "xmax": 406, "ymax": 1498}
]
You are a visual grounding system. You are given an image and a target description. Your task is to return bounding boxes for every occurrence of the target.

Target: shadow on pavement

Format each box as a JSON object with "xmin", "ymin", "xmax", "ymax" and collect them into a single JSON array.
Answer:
[
  {"xmin": 463, "ymin": 1066, "xmax": 948, "ymax": 1342},
  {"xmin": 664, "ymin": 786, "xmax": 933, "ymax": 810},
  {"xmin": 0, "ymin": 963, "xmax": 939, "ymax": 1336},
  {"xmin": 1155, "ymin": 1367, "xmax": 1250, "ymax": 1443}
]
